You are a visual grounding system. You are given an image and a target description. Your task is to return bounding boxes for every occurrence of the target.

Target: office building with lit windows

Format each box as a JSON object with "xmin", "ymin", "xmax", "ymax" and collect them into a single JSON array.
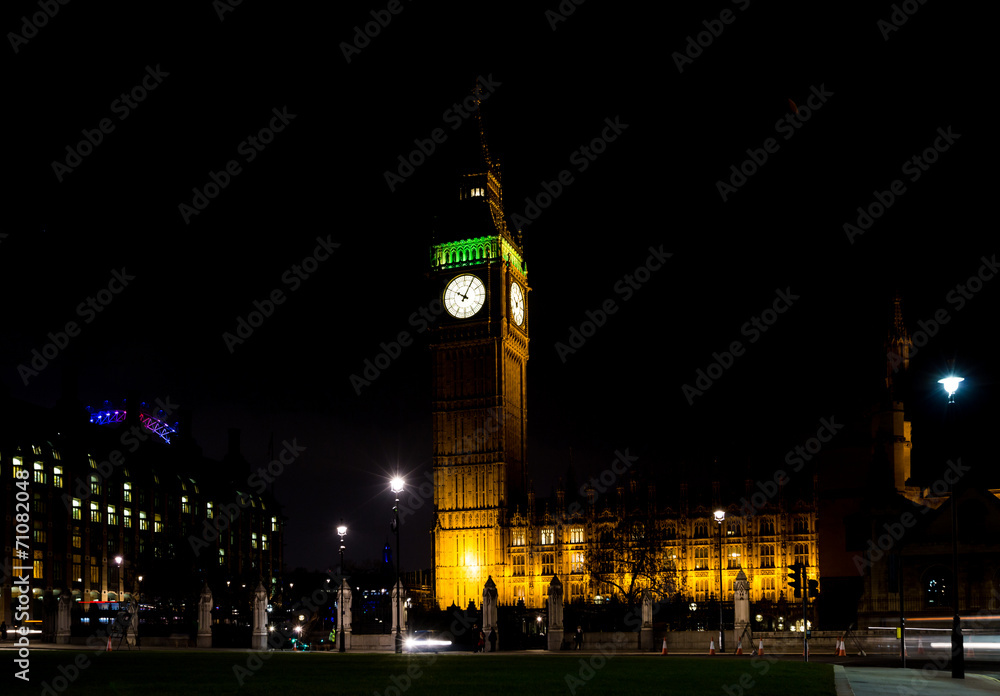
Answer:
[{"xmin": 0, "ymin": 384, "xmax": 284, "ymax": 641}]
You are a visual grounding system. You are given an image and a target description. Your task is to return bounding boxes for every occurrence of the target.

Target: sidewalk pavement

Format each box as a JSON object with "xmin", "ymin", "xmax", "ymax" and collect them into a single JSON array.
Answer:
[{"xmin": 840, "ymin": 666, "xmax": 1000, "ymax": 695}]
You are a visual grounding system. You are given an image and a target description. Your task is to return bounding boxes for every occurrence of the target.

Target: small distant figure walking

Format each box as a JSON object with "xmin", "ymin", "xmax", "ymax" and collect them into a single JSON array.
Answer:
[
  {"xmin": 477, "ymin": 627, "xmax": 485, "ymax": 653},
  {"xmin": 488, "ymin": 627, "xmax": 497, "ymax": 652},
  {"xmin": 575, "ymin": 626, "xmax": 583, "ymax": 650},
  {"xmin": 1, "ymin": 621, "xmax": 7, "ymax": 642}
]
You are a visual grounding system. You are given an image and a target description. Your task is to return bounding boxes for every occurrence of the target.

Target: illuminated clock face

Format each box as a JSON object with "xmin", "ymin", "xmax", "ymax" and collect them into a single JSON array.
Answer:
[
  {"xmin": 444, "ymin": 274, "xmax": 486, "ymax": 318},
  {"xmin": 510, "ymin": 282, "xmax": 524, "ymax": 325}
]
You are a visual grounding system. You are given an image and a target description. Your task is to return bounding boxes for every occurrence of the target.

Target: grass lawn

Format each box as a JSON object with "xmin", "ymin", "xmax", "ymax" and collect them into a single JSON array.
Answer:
[{"xmin": 13, "ymin": 651, "xmax": 836, "ymax": 695}]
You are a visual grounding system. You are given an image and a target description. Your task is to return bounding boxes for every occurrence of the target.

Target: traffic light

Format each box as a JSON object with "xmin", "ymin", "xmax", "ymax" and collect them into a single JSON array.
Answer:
[
  {"xmin": 787, "ymin": 564, "xmax": 803, "ymax": 598},
  {"xmin": 807, "ymin": 579, "xmax": 819, "ymax": 598}
]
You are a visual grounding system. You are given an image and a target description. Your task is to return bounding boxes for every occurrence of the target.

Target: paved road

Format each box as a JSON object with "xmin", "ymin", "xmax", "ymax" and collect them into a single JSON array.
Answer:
[{"xmin": 843, "ymin": 666, "xmax": 1000, "ymax": 695}]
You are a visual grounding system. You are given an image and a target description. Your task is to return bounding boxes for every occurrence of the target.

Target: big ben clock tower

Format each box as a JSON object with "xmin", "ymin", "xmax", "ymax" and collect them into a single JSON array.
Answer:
[{"xmin": 429, "ymin": 113, "xmax": 529, "ymax": 610}]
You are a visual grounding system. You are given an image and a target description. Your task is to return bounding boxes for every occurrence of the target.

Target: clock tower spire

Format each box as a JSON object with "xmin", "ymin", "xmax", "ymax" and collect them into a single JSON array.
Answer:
[{"xmin": 429, "ymin": 103, "xmax": 529, "ymax": 609}]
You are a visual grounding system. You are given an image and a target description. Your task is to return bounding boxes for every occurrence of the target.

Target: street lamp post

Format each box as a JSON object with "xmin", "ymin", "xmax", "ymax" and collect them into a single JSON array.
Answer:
[
  {"xmin": 115, "ymin": 556, "xmax": 124, "ymax": 603},
  {"xmin": 714, "ymin": 509, "xmax": 726, "ymax": 653},
  {"xmin": 391, "ymin": 477, "xmax": 404, "ymax": 654},
  {"xmin": 939, "ymin": 375, "xmax": 964, "ymax": 680},
  {"xmin": 337, "ymin": 521, "xmax": 347, "ymax": 653}
]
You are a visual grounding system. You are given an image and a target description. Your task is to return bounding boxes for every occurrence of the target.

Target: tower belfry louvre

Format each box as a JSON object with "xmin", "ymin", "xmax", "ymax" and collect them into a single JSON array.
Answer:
[{"xmin": 429, "ymin": 105, "xmax": 529, "ymax": 609}]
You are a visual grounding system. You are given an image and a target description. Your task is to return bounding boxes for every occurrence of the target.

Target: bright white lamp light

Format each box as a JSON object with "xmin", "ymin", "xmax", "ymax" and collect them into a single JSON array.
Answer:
[
  {"xmin": 938, "ymin": 376, "xmax": 964, "ymax": 397},
  {"xmin": 391, "ymin": 477, "xmax": 405, "ymax": 493},
  {"xmin": 713, "ymin": 510, "xmax": 725, "ymax": 523}
]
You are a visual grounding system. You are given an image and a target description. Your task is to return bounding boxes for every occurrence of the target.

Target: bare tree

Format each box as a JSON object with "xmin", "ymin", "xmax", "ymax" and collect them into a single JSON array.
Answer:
[{"xmin": 586, "ymin": 509, "xmax": 678, "ymax": 607}]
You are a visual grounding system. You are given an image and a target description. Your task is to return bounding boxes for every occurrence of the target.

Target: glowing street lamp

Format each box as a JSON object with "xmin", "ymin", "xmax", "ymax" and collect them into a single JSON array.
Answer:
[
  {"xmin": 940, "ymin": 373, "xmax": 965, "ymax": 679},
  {"xmin": 115, "ymin": 556, "xmax": 124, "ymax": 602},
  {"xmin": 714, "ymin": 509, "xmax": 726, "ymax": 652},
  {"xmin": 938, "ymin": 376, "xmax": 963, "ymax": 401},
  {"xmin": 338, "ymin": 521, "xmax": 347, "ymax": 653},
  {"xmin": 391, "ymin": 478, "xmax": 404, "ymax": 653}
]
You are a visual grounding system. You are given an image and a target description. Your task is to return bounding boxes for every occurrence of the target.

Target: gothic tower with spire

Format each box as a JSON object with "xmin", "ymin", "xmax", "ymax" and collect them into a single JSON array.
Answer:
[
  {"xmin": 874, "ymin": 293, "xmax": 915, "ymax": 497},
  {"xmin": 429, "ymin": 97, "xmax": 529, "ymax": 609}
]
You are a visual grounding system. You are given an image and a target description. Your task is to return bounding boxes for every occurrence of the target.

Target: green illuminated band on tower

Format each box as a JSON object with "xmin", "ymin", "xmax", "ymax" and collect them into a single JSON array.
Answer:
[{"xmin": 431, "ymin": 235, "xmax": 527, "ymax": 276}]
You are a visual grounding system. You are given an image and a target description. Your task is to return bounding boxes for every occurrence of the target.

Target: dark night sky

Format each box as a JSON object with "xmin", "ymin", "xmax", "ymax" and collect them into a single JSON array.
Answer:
[{"xmin": 3, "ymin": 3, "xmax": 991, "ymax": 572}]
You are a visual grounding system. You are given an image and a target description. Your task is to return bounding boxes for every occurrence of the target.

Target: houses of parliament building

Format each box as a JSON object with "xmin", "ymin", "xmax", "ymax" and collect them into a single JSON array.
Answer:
[{"xmin": 426, "ymin": 117, "xmax": 820, "ymax": 612}]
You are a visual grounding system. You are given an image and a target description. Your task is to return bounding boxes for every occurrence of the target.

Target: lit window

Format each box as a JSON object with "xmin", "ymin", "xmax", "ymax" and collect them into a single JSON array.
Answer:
[
  {"xmin": 541, "ymin": 528, "xmax": 554, "ymax": 545},
  {"xmin": 33, "ymin": 520, "xmax": 46, "ymax": 544},
  {"xmin": 139, "ymin": 511, "xmax": 149, "ymax": 531},
  {"xmin": 154, "ymin": 513, "xmax": 164, "ymax": 533},
  {"xmin": 252, "ymin": 532, "xmax": 258, "ymax": 550},
  {"xmin": 571, "ymin": 551, "xmax": 585, "ymax": 574},
  {"xmin": 123, "ymin": 482, "xmax": 132, "ymax": 503},
  {"xmin": 73, "ymin": 532, "xmax": 82, "ymax": 548},
  {"xmin": 90, "ymin": 502, "xmax": 101, "ymax": 523},
  {"xmin": 262, "ymin": 534, "xmax": 269, "ymax": 551},
  {"xmin": 570, "ymin": 526, "xmax": 585, "ymax": 543},
  {"xmin": 123, "ymin": 508, "xmax": 132, "ymax": 528},
  {"xmin": 107, "ymin": 505, "xmax": 118, "ymax": 526},
  {"xmin": 33, "ymin": 461, "xmax": 47, "ymax": 484},
  {"xmin": 762, "ymin": 576, "xmax": 776, "ymax": 601},
  {"xmin": 12, "ymin": 456, "xmax": 24, "ymax": 478},
  {"xmin": 694, "ymin": 547, "xmax": 709, "ymax": 570},
  {"xmin": 512, "ymin": 529, "xmax": 525, "ymax": 546},
  {"xmin": 72, "ymin": 498, "xmax": 82, "ymax": 520},
  {"xmin": 88, "ymin": 456, "xmax": 97, "ymax": 468},
  {"xmin": 53, "ymin": 466, "xmax": 63, "ymax": 488},
  {"xmin": 90, "ymin": 475, "xmax": 101, "ymax": 495},
  {"xmin": 90, "ymin": 565, "xmax": 100, "ymax": 584},
  {"xmin": 53, "ymin": 450, "xmax": 61, "ymax": 460},
  {"xmin": 32, "ymin": 444, "xmax": 42, "ymax": 455},
  {"xmin": 271, "ymin": 516, "xmax": 278, "ymax": 532},
  {"xmin": 181, "ymin": 496, "xmax": 191, "ymax": 514},
  {"xmin": 207, "ymin": 502, "xmax": 214, "ymax": 519}
]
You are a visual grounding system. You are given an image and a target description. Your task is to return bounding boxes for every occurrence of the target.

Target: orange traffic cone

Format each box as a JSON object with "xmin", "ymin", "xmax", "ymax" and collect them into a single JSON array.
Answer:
[
  {"xmin": 838, "ymin": 639, "xmax": 846, "ymax": 657},
  {"xmin": 735, "ymin": 640, "xmax": 743, "ymax": 655},
  {"xmin": 917, "ymin": 638, "xmax": 925, "ymax": 656},
  {"xmin": 709, "ymin": 640, "xmax": 716, "ymax": 655},
  {"xmin": 661, "ymin": 639, "xmax": 668, "ymax": 656},
  {"xmin": 758, "ymin": 639, "xmax": 764, "ymax": 655}
]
